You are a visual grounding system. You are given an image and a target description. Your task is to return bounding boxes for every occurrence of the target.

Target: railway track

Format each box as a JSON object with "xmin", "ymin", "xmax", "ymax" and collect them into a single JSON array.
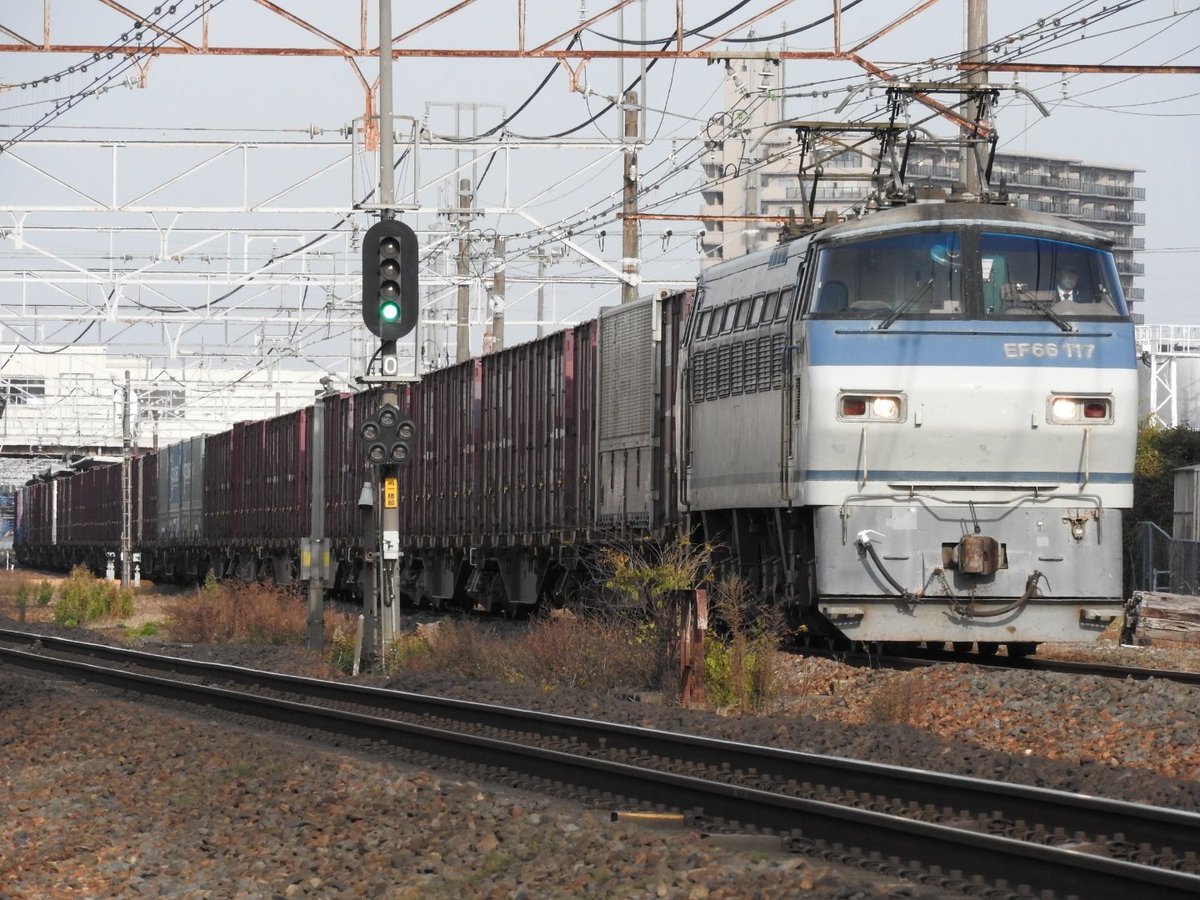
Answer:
[
  {"xmin": 797, "ymin": 644, "xmax": 1200, "ymax": 686},
  {"xmin": 3, "ymin": 627, "xmax": 1199, "ymax": 899}
]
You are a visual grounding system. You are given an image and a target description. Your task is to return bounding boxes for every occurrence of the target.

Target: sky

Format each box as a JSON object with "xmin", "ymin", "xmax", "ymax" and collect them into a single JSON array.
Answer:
[{"xmin": 0, "ymin": 0, "xmax": 1197, "ymax": 376}]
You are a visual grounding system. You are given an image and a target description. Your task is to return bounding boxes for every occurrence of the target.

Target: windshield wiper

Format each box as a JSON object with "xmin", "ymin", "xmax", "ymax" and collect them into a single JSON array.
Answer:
[
  {"xmin": 877, "ymin": 278, "xmax": 934, "ymax": 330},
  {"xmin": 1012, "ymin": 289, "xmax": 1074, "ymax": 333}
]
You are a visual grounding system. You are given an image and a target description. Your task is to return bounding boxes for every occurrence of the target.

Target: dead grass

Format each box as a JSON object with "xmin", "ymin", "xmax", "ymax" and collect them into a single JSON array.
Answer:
[
  {"xmin": 864, "ymin": 671, "xmax": 928, "ymax": 725},
  {"xmin": 375, "ymin": 614, "xmax": 659, "ymax": 692},
  {"xmin": 166, "ymin": 578, "xmax": 354, "ymax": 646}
]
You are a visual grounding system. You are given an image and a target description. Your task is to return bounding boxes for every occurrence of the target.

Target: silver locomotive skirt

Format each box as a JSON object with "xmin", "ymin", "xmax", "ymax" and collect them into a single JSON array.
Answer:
[{"xmin": 812, "ymin": 503, "xmax": 1123, "ymax": 643}]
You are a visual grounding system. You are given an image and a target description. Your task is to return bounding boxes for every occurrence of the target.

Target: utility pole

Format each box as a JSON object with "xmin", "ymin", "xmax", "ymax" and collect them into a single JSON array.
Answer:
[
  {"xmin": 120, "ymin": 369, "xmax": 131, "ymax": 588},
  {"xmin": 621, "ymin": 90, "xmax": 640, "ymax": 304},
  {"xmin": 489, "ymin": 235, "xmax": 505, "ymax": 352},
  {"xmin": 456, "ymin": 178, "xmax": 473, "ymax": 362},
  {"xmin": 962, "ymin": 0, "xmax": 988, "ymax": 196},
  {"xmin": 533, "ymin": 249, "xmax": 548, "ymax": 339}
]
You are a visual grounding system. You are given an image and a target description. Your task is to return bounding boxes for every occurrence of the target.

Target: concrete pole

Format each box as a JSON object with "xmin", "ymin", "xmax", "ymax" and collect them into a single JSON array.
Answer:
[
  {"xmin": 536, "ymin": 253, "xmax": 546, "ymax": 339},
  {"xmin": 621, "ymin": 91, "xmax": 640, "ymax": 304},
  {"xmin": 120, "ymin": 369, "xmax": 132, "ymax": 587},
  {"xmin": 457, "ymin": 178, "xmax": 472, "ymax": 361},
  {"xmin": 962, "ymin": 0, "xmax": 988, "ymax": 196},
  {"xmin": 490, "ymin": 236, "xmax": 505, "ymax": 352}
]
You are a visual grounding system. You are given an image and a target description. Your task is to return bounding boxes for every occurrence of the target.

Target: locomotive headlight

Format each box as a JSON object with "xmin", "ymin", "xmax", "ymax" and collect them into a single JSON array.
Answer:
[
  {"xmin": 1051, "ymin": 397, "xmax": 1078, "ymax": 421},
  {"xmin": 871, "ymin": 397, "xmax": 900, "ymax": 420},
  {"xmin": 1048, "ymin": 394, "xmax": 1112, "ymax": 424},
  {"xmin": 838, "ymin": 392, "xmax": 905, "ymax": 422}
]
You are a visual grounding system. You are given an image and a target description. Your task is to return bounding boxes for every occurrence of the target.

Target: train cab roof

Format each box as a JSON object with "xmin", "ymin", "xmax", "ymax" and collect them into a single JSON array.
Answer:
[{"xmin": 813, "ymin": 200, "xmax": 1113, "ymax": 247}]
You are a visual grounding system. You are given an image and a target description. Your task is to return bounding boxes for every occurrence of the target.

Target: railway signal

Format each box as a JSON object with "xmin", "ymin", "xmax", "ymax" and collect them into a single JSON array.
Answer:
[
  {"xmin": 361, "ymin": 218, "xmax": 418, "ymax": 340},
  {"xmin": 360, "ymin": 402, "xmax": 416, "ymax": 466}
]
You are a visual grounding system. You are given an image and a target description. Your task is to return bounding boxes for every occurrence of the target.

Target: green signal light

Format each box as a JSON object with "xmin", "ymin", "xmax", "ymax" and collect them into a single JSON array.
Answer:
[{"xmin": 379, "ymin": 299, "xmax": 401, "ymax": 322}]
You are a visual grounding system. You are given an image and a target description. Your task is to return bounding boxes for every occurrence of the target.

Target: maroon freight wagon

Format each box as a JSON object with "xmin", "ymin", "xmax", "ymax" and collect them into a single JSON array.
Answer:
[{"xmin": 15, "ymin": 290, "xmax": 691, "ymax": 610}]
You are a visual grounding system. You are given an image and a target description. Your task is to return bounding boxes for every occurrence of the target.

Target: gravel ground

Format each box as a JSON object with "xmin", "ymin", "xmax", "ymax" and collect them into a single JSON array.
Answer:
[{"xmin": 3, "ymin": 609, "xmax": 1200, "ymax": 897}]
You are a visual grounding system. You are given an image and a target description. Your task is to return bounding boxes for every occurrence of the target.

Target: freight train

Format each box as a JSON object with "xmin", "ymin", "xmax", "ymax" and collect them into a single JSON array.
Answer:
[{"xmin": 14, "ymin": 196, "xmax": 1137, "ymax": 651}]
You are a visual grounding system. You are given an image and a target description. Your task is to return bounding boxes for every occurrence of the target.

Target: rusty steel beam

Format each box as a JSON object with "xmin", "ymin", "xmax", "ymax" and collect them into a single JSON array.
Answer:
[
  {"xmin": 251, "ymin": 0, "xmax": 358, "ymax": 55},
  {"xmin": 528, "ymin": 0, "xmax": 638, "ymax": 56},
  {"xmin": 849, "ymin": 52, "xmax": 991, "ymax": 138},
  {"xmin": 95, "ymin": 0, "xmax": 199, "ymax": 51},
  {"xmin": 0, "ymin": 23, "xmax": 37, "ymax": 46},
  {"xmin": 391, "ymin": 1, "xmax": 482, "ymax": 47},
  {"xmin": 0, "ymin": 43, "xmax": 855, "ymax": 60},
  {"xmin": 848, "ymin": 0, "xmax": 945, "ymax": 54}
]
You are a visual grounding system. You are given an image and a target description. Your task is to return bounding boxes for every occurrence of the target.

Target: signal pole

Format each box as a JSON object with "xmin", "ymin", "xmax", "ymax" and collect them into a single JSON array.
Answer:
[{"xmin": 377, "ymin": 0, "xmax": 400, "ymax": 651}]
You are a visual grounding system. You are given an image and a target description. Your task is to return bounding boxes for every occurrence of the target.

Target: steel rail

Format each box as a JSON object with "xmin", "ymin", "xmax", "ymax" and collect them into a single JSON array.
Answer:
[
  {"xmin": 3, "ymin": 629, "xmax": 1199, "ymax": 868},
  {"xmin": 3, "ymin": 639, "xmax": 1199, "ymax": 898}
]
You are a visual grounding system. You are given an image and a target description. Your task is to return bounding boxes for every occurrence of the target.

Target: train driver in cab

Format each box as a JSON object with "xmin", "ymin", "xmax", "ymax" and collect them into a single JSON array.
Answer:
[{"xmin": 1054, "ymin": 264, "xmax": 1088, "ymax": 304}]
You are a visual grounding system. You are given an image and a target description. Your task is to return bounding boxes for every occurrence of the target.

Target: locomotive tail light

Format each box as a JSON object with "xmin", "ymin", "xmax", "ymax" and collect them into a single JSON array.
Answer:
[
  {"xmin": 841, "ymin": 397, "xmax": 867, "ymax": 418},
  {"xmin": 838, "ymin": 393, "xmax": 905, "ymax": 422},
  {"xmin": 1048, "ymin": 395, "xmax": 1112, "ymax": 424}
]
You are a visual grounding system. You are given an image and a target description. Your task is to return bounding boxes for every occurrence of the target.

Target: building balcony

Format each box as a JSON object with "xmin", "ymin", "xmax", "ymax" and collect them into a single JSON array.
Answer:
[{"xmin": 1079, "ymin": 181, "xmax": 1146, "ymax": 200}]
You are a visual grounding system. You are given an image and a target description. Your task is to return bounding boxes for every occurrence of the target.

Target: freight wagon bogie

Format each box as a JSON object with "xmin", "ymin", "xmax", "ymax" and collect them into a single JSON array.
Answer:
[{"xmin": 403, "ymin": 550, "xmax": 558, "ymax": 617}]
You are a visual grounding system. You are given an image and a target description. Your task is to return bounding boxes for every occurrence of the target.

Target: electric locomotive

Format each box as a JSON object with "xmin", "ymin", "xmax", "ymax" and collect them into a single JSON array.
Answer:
[{"xmin": 682, "ymin": 197, "xmax": 1136, "ymax": 651}]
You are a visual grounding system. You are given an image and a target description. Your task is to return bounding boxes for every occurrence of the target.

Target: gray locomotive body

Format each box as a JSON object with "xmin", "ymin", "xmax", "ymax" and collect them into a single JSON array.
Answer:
[{"xmin": 681, "ymin": 201, "xmax": 1137, "ymax": 648}]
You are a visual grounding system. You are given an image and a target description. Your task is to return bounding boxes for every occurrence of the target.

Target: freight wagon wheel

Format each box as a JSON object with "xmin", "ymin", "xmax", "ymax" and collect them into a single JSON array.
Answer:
[
  {"xmin": 977, "ymin": 642, "xmax": 999, "ymax": 656},
  {"xmin": 952, "ymin": 641, "xmax": 973, "ymax": 652},
  {"xmin": 1007, "ymin": 641, "xmax": 1038, "ymax": 658}
]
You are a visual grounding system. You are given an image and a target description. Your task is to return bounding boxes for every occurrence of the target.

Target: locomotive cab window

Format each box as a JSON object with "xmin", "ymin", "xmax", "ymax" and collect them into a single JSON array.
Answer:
[
  {"xmin": 696, "ymin": 309, "xmax": 714, "ymax": 340},
  {"xmin": 808, "ymin": 230, "xmax": 962, "ymax": 320},
  {"xmin": 778, "ymin": 286, "xmax": 795, "ymax": 321},
  {"xmin": 979, "ymin": 232, "xmax": 1129, "ymax": 319}
]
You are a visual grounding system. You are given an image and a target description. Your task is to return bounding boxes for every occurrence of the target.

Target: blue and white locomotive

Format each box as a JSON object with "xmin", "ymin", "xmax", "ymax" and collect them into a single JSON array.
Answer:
[{"xmin": 682, "ymin": 198, "xmax": 1136, "ymax": 652}]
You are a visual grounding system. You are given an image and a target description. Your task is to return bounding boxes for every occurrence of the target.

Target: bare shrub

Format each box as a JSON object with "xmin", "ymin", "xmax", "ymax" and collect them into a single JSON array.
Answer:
[
  {"xmin": 166, "ymin": 580, "xmax": 307, "ymax": 644},
  {"xmin": 865, "ymin": 671, "xmax": 927, "ymax": 725},
  {"xmin": 707, "ymin": 574, "xmax": 785, "ymax": 714},
  {"xmin": 379, "ymin": 614, "xmax": 659, "ymax": 693},
  {"xmin": 596, "ymin": 535, "xmax": 716, "ymax": 692},
  {"xmin": 53, "ymin": 566, "xmax": 134, "ymax": 627},
  {"xmin": 504, "ymin": 615, "xmax": 657, "ymax": 691}
]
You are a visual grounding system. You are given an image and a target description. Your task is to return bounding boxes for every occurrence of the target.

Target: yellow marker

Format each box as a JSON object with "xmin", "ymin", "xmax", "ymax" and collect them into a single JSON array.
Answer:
[{"xmin": 383, "ymin": 476, "xmax": 399, "ymax": 509}]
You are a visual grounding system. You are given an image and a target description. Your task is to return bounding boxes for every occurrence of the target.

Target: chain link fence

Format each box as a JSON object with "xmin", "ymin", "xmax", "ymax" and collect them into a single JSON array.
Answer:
[{"xmin": 1134, "ymin": 521, "xmax": 1200, "ymax": 595}]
